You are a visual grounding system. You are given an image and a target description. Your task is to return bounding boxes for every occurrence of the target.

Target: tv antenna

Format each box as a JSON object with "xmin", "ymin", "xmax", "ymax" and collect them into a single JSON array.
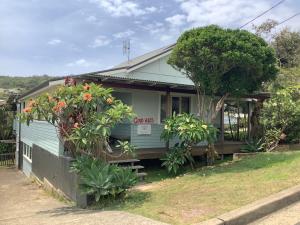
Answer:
[{"xmin": 123, "ymin": 39, "xmax": 131, "ymax": 63}]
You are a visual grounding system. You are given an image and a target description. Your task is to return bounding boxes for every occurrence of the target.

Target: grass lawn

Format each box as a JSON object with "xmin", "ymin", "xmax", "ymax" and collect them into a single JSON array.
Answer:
[{"xmin": 99, "ymin": 151, "xmax": 300, "ymax": 224}]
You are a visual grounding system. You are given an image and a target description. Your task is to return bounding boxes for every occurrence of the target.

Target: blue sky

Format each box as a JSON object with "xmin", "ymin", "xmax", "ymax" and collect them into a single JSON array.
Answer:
[{"xmin": 1, "ymin": 0, "xmax": 299, "ymax": 76}]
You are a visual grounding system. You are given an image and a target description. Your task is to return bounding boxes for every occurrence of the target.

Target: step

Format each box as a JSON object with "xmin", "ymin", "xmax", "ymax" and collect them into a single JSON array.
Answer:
[
  {"xmin": 109, "ymin": 159, "xmax": 140, "ymax": 164},
  {"xmin": 121, "ymin": 165, "xmax": 144, "ymax": 169},
  {"xmin": 128, "ymin": 165, "xmax": 144, "ymax": 170},
  {"xmin": 137, "ymin": 172, "xmax": 147, "ymax": 181}
]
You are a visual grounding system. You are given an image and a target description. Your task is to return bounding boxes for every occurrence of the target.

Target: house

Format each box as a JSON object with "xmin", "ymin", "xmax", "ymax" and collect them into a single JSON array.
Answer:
[{"xmin": 14, "ymin": 44, "xmax": 267, "ymax": 205}]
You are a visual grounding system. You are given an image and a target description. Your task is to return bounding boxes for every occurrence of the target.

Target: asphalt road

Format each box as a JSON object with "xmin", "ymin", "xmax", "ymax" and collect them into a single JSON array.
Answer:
[{"xmin": 250, "ymin": 201, "xmax": 300, "ymax": 225}]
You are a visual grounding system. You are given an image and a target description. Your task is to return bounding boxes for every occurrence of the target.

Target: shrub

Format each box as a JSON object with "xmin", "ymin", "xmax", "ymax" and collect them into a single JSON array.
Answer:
[
  {"xmin": 161, "ymin": 143, "xmax": 194, "ymax": 174},
  {"xmin": 71, "ymin": 156, "xmax": 137, "ymax": 202},
  {"xmin": 240, "ymin": 139, "xmax": 264, "ymax": 153},
  {"xmin": 0, "ymin": 143, "xmax": 13, "ymax": 154},
  {"xmin": 18, "ymin": 80, "xmax": 135, "ymax": 158},
  {"xmin": 161, "ymin": 113, "xmax": 217, "ymax": 173},
  {"xmin": 260, "ymin": 87, "xmax": 300, "ymax": 150}
]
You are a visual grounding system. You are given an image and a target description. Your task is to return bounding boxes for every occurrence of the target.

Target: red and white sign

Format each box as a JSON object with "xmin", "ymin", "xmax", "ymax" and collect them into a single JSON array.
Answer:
[{"xmin": 133, "ymin": 117, "xmax": 154, "ymax": 124}]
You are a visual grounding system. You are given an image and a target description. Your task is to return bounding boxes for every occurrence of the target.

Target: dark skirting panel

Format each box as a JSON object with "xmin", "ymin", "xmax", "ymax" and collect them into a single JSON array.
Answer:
[{"xmin": 32, "ymin": 144, "xmax": 87, "ymax": 207}]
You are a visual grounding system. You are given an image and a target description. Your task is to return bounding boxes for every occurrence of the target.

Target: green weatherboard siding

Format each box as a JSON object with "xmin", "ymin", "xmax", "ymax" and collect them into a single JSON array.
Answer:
[{"xmin": 20, "ymin": 121, "xmax": 63, "ymax": 156}]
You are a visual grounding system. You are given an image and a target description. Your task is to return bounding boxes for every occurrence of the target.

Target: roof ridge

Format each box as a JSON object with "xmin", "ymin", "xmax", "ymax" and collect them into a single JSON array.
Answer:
[{"xmin": 112, "ymin": 43, "xmax": 175, "ymax": 69}]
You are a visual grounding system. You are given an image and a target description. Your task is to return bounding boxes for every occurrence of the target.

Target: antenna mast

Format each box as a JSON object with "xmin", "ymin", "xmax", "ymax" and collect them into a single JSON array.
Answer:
[{"xmin": 123, "ymin": 39, "xmax": 130, "ymax": 64}]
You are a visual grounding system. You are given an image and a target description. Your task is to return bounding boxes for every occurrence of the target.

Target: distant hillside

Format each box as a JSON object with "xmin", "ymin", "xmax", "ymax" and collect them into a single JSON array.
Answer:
[{"xmin": 0, "ymin": 75, "xmax": 53, "ymax": 100}]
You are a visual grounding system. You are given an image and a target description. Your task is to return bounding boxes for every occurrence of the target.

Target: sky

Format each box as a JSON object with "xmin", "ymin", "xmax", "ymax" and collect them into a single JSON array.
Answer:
[{"xmin": 0, "ymin": 0, "xmax": 300, "ymax": 76}]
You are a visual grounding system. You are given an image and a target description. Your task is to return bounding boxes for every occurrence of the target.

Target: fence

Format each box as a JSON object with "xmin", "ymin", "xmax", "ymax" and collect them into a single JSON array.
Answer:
[
  {"xmin": 0, "ymin": 139, "xmax": 16, "ymax": 167},
  {"xmin": 0, "ymin": 152, "xmax": 15, "ymax": 167}
]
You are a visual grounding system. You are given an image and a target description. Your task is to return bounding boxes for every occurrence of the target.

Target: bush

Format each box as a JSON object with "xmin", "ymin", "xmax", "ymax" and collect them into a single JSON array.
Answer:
[
  {"xmin": 161, "ymin": 113, "xmax": 217, "ymax": 172},
  {"xmin": 71, "ymin": 155, "xmax": 137, "ymax": 202},
  {"xmin": 18, "ymin": 81, "xmax": 135, "ymax": 158},
  {"xmin": 0, "ymin": 143, "xmax": 14, "ymax": 154},
  {"xmin": 260, "ymin": 87, "xmax": 300, "ymax": 150},
  {"xmin": 161, "ymin": 144, "xmax": 194, "ymax": 174},
  {"xmin": 241, "ymin": 139, "xmax": 264, "ymax": 153}
]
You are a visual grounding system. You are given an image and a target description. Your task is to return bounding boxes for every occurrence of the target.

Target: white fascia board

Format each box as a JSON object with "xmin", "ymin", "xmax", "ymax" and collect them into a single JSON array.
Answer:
[
  {"xmin": 49, "ymin": 79, "xmax": 65, "ymax": 86},
  {"xmin": 126, "ymin": 51, "xmax": 172, "ymax": 73},
  {"xmin": 19, "ymin": 80, "xmax": 64, "ymax": 101}
]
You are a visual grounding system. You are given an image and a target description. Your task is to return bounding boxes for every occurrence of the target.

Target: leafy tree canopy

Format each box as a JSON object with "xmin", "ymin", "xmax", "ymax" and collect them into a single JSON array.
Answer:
[
  {"xmin": 168, "ymin": 25, "xmax": 278, "ymax": 97},
  {"xmin": 273, "ymin": 28, "xmax": 300, "ymax": 68}
]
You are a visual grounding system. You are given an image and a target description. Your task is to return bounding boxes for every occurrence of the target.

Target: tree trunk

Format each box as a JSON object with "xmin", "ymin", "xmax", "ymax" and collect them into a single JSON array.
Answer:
[
  {"xmin": 211, "ymin": 93, "xmax": 229, "ymax": 123},
  {"xmin": 250, "ymin": 101, "xmax": 264, "ymax": 139},
  {"xmin": 237, "ymin": 103, "xmax": 240, "ymax": 140},
  {"xmin": 228, "ymin": 110, "xmax": 234, "ymax": 140}
]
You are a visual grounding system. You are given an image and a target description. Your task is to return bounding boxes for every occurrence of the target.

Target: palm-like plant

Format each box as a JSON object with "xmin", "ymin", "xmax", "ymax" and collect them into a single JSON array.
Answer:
[
  {"xmin": 73, "ymin": 156, "xmax": 137, "ymax": 202},
  {"xmin": 241, "ymin": 139, "xmax": 264, "ymax": 153}
]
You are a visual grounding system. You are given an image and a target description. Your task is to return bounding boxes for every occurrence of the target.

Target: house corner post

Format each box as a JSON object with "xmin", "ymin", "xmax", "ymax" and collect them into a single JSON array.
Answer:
[
  {"xmin": 165, "ymin": 89, "xmax": 171, "ymax": 150},
  {"xmin": 247, "ymin": 101, "xmax": 252, "ymax": 140},
  {"xmin": 220, "ymin": 103, "xmax": 225, "ymax": 144}
]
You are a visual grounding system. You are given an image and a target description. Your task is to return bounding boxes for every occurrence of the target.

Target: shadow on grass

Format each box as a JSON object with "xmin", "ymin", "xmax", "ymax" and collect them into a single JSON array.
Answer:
[
  {"xmin": 143, "ymin": 151, "xmax": 300, "ymax": 182},
  {"xmin": 194, "ymin": 151, "xmax": 300, "ymax": 177},
  {"xmin": 89, "ymin": 190, "xmax": 152, "ymax": 211},
  {"xmin": 36, "ymin": 191, "xmax": 151, "ymax": 217}
]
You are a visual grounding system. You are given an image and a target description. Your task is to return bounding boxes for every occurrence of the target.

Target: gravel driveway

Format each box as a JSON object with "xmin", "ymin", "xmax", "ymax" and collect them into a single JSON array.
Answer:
[{"xmin": 0, "ymin": 168, "xmax": 167, "ymax": 225}]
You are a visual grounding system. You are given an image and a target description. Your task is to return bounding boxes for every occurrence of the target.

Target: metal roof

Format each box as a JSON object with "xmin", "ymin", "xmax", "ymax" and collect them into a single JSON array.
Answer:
[
  {"xmin": 76, "ymin": 43, "xmax": 194, "ymax": 86},
  {"xmin": 113, "ymin": 43, "xmax": 175, "ymax": 69}
]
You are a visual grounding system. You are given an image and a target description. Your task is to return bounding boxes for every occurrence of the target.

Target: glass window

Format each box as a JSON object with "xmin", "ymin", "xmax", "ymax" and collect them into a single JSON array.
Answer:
[
  {"xmin": 112, "ymin": 92, "xmax": 132, "ymax": 105},
  {"xmin": 23, "ymin": 143, "xmax": 26, "ymax": 156},
  {"xmin": 160, "ymin": 95, "xmax": 191, "ymax": 123},
  {"xmin": 160, "ymin": 95, "xmax": 167, "ymax": 123},
  {"xmin": 181, "ymin": 97, "xmax": 190, "ymax": 114},
  {"xmin": 29, "ymin": 147, "xmax": 32, "ymax": 159},
  {"xmin": 23, "ymin": 143, "xmax": 32, "ymax": 161},
  {"xmin": 172, "ymin": 97, "xmax": 180, "ymax": 115}
]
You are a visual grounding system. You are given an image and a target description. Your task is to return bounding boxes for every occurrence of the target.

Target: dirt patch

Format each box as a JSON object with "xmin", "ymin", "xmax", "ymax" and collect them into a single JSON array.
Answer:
[{"xmin": 133, "ymin": 182, "xmax": 163, "ymax": 191}]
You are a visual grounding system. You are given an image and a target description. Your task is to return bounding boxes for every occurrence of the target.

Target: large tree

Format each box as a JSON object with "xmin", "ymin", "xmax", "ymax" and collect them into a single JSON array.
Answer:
[
  {"xmin": 168, "ymin": 25, "xmax": 278, "ymax": 122},
  {"xmin": 253, "ymin": 20, "xmax": 300, "ymax": 68},
  {"xmin": 273, "ymin": 28, "xmax": 300, "ymax": 68}
]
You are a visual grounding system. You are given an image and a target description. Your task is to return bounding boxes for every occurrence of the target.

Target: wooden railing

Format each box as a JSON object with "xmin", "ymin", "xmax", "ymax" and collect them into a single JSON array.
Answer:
[{"xmin": 0, "ymin": 152, "xmax": 15, "ymax": 167}]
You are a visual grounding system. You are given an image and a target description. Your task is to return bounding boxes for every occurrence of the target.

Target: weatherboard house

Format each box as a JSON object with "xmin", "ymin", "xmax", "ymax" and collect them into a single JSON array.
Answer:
[{"xmin": 14, "ymin": 44, "xmax": 265, "ymax": 205}]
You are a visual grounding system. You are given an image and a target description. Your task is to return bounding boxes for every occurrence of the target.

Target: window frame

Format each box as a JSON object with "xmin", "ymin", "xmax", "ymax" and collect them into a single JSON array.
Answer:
[
  {"xmin": 23, "ymin": 143, "xmax": 32, "ymax": 162},
  {"xmin": 160, "ymin": 94, "xmax": 191, "ymax": 123}
]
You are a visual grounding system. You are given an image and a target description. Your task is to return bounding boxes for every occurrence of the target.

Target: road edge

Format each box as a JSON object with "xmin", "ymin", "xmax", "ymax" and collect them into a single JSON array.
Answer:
[{"xmin": 197, "ymin": 184, "xmax": 300, "ymax": 225}]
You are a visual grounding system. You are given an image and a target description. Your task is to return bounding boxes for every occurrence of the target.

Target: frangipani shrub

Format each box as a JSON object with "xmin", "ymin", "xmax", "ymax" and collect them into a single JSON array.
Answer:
[
  {"xmin": 19, "ymin": 79, "xmax": 135, "ymax": 158},
  {"xmin": 161, "ymin": 113, "xmax": 218, "ymax": 173}
]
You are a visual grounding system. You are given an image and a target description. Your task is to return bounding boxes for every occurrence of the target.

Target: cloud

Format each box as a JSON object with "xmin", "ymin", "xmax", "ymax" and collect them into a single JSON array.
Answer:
[
  {"xmin": 86, "ymin": 15, "xmax": 97, "ymax": 23},
  {"xmin": 145, "ymin": 6, "xmax": 157, "ymax": 13},
  {"xmin": 47, "ymin": 39, "xmax": 62, "ymax": 45},
  {"xmin": 166, "ymin": 14, "xmax": 186, "ymax": 27},
  {"xmin": 176, "ymin": 0, "xmax": 273, "ymax": 28},
  {"xmin": 90, "ymin": 35, "xmax": 111, "ymax": 48},
  {"xmin": 66, "ymin": 58, "xmax": 100, "ymax": 67},
  {"xmin": 66, "ymin": 58, "xmax": 93, "ymax": 67},
  {"xmin": 113, "ymin": 29, "xmax": 135, "ymax": 39},
  {"xmin": 160, "ymin": 34, "xmax": 174, "ymax": 42},
  {"xmin": 143, "ymin": 22, "xmax": 165, "ymax": 34},
  {"xmin": 89, "ymin": 0, "xmax": 156, "ymax": 17}
]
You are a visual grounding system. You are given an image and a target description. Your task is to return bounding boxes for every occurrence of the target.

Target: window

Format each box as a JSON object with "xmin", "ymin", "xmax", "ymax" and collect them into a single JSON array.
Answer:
[
  {"xmin": 23, "ymin": 143, "xmax": 32, "ymax": 161},
  {"xmin": 160, "ymin": 95, "xmax": 167, "ymax": 123},
  {"xmin": 160, "ymin": 95, "xmax": 191, "ymax": 122},
  {"xmin": 181, "ymin": 97, "xmax": 190, "ymax": 114},
  {"xmin": 172, "ymin": 97, "xmax": 180, "ymax": 115}
]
